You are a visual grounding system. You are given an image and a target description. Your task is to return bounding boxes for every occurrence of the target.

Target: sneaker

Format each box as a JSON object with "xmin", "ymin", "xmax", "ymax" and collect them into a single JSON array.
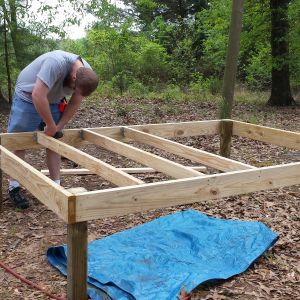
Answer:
[{"xmin": 9, "ymin": 187, "xmax": 29, "ymax": 209}]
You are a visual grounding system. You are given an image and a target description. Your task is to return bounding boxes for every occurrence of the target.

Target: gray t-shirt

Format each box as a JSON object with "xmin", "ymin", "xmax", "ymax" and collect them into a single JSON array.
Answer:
[{"xmin": 15, "ymin": 50, "xmax": 91, "ymax": 104}]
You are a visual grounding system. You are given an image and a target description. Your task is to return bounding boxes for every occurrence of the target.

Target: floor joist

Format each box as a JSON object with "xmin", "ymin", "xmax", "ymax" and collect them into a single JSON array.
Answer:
[
  {"xmin": 36, "ymin": 132, "xmax": 143, "ymax": 186},
  {"xmin": 232, "ymin": 120, "xmax": 300, "ymax": 150},
  {"xmin": 82, "ymin": 129, "xmax": 204, "ymax": 179},
  {"xmin": 41, "ymin": 166, "xmax": 207, "ymax": 176},
  {"xmin": 123, "ymin": 127, "xmax": 256, "ymax": 171}
]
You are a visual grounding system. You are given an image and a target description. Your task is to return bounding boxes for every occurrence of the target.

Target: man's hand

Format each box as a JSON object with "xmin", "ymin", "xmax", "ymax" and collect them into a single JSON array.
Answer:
[{"xmin": 44, "ymin": 123, "xmax": 57, "ymax": 137}]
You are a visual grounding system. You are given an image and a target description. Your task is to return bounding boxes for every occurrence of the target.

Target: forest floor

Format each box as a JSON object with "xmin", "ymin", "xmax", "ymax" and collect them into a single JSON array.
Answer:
[{"xmin": 0, "ymin": 96, "xmax": 299, "ymax": 300}]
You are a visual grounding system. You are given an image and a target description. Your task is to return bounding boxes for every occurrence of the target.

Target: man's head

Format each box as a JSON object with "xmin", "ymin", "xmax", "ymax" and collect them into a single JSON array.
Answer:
[{"xmin": 74, "ymin": 67, "xmax": 99, "ymax": 97}]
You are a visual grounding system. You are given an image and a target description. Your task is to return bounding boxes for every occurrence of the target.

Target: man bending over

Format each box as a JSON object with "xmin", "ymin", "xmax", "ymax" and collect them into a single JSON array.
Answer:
[{"xmin": 7, "ymin": 50, "xmax": 99, "ymax": 209}]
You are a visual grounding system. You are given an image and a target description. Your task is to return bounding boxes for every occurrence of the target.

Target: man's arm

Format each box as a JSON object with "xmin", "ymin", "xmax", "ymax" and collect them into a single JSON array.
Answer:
[
  {"xmin": 32, "ymin": 79, "xmax": 57, "ymax": 136},
  {"xmin": 56, "ymin": 91, "xmax": 84, "ymax": 131}
]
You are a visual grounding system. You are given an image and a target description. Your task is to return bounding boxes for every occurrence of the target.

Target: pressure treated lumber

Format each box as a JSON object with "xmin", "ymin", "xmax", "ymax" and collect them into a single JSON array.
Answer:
[
  {"xmin": 67, "ymin": 221, "xmax": 88, "ymax": 300},
  {"xmin": 41, "ymin": 166, "xmax": 207, "ymax": 176},
  {"xmin": 36, "ymin": 132, "xmax": 143, "ymax": 186},
  {"xmin": 0, "ymin": 130, "xmax": 86, "ymax": 151},
  {"xmin": 232, "ymin": 120, "xmax": 300, "ymax": 149},
  {"xmin": 91, "ymin": 120, "xmax": 221, "ymax": 139},
  {"xmin": 0, "ymin": 120, "xmax": 220, "ymax": 151},
  {"xmin": 129, "ymin": 120, "xmax": 221, "ymax": 137},
  {"xmin": 82, "ymin": 129, "xmax": 204, "ymax": 178},
  {"xmin": 74, "ymin": 162, "xmax": 300, "ymax": 222},
  {"xmin": 123, "ymin": 127, "xmax": 255, "ymax": 171},
  {"xmin": 0, "ymin": 146, "xmax": 70, "ymax": 221}
]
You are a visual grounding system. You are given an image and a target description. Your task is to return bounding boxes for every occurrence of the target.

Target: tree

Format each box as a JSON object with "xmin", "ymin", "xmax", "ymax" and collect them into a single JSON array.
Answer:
[
  {"xmin": 219, "ymin": 0, "xmax": 244, "ymax": 158},
  {"xmin": 0, "ymin": 0, "xmax": 85, "ymax": 106},
  {"xmin": 219, "ymin": 0, "xmax": 244, "ymax": 119},
  {"xmin": 268, "ymin": 0, "xmax": 294, "ymax": 106},
  {"xmin": 123, "ymin": 0, "xmax": 208, "ymax": 26}
]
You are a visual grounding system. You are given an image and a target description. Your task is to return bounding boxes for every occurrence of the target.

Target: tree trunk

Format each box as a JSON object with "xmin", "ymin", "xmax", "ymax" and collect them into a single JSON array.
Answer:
[
  {"xmin": 0, "ymin": 88, "xmax": 10, "ymax": 111},
  {"xmin": 3, "ymin": 18, "xmax": 12, "ymax": 103},
  {"xmin": 1, "ymin": 0, "xmax": 23, "ymax": 69},
  {"xmin": 268, "ymin": 0, "xmax": 294, "ymax": 106},
  {"xmin": 219, "ymin": 0, "xmax": 244, "ymax": 119}
]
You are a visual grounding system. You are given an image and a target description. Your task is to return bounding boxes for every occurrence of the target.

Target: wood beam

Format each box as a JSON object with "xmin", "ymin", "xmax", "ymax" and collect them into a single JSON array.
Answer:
[
  {"xmin": 82, "ymin": 129, "xmax": 204, "ymax": 179},
  {"xmin": 67, "ymin": 221, "xmax": 88, "ymax": 300},
  {"xmin": 123, "ymin": 127, "xmax": 255, "ymax": 171},
  {"xmin": 36, "ymin": 132, "xmax": 143, "ymax": 186},
  {"xmin": 129, "ymin": 120, "xmax": 221, "ymax": 137},
  {"xmin": 0, "ymin": 146, "xmax": 70, "ymax": 221},
  {"xmin": 232, "ymin": 120, "xmax": 300, "ymax": 150},
  {"xmin": 41, "ymin": 166, "xmax": 207, "ymax": 176},
  {"xmin": 0, "ymin": 130, "xmax": 84, "ymax": 151},
  {"xmin": 74, "ymin": 162, "xmax": 300, "ymax": 222}
]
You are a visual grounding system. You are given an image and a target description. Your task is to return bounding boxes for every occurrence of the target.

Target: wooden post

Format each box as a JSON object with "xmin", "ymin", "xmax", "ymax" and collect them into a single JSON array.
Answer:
[
  {"xmin": 67, "ymin": 221, "xmax": 88, "ymax": 300},
  {"xmin": 220, "ymin": 120, "xmax": 233, "ymax": 158}
]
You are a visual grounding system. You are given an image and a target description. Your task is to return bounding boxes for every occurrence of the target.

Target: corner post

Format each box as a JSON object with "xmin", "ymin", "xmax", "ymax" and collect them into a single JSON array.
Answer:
[
  {"xmin": 220, "ymin": 120, "xmax": 233, "ymax": 158},
  {"xmin": 67, "ymin": 221, "xmax": 88, "ymax": 300}
]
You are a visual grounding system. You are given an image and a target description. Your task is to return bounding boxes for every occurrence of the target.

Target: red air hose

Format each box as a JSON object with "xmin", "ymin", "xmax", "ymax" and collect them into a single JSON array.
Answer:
[{"xmin": 0, "ymin": 260, "xmax": 66, "ymax": 300}]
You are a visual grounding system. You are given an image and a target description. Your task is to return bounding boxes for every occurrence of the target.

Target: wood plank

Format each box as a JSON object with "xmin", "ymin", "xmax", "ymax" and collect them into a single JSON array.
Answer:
[
  {"xmin": 0, "ymin": 120, "xmax": 222, "ymax": 150},
  {"xmin": 123, "ymin": 127, "xmax": 255, "ymax": 171},
  {"xmin": 67, "ymin": 187, "xmax": 88, "ymax": 194},
  {"xmin": 41, "ymin": 166, "xmax": 207, "ymax": 176},
  {"xmin": 232, "ymin": 120, "xmax": 300, "ymax": 149},
  {"xmin": 74, "ymin": 162, "xmax": 300, "ymax": 222},
  {"xmin": 0, "ymin": 146, "xmax": 70, "ymax": 221},
  {"xmin": 0, "ymin": 130, "xmax": 85, "ymax": 151},
  {"xmin": 130, "ymin": 120, "xmax": 221, "ymax": 137},
  {"xmin": 82, "ymin": 129, "xmax": 204, "ymax": 179},
  {"xmin": 67, "ymin": 221, "xmax": 88, "ymax": 300},
  {"xmin": 90, "ymin": 120, "xmax": 221, "ymax": 138},
  {"xmin": 36, "ymin": 132, "xmax": 143, "ymax": 186}
]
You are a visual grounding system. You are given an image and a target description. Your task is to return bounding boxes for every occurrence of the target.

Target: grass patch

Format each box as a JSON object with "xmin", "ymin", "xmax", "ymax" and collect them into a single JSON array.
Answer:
[{"xmin": 84, "ymin": 84, "xmax": 272, "ymax": 113}]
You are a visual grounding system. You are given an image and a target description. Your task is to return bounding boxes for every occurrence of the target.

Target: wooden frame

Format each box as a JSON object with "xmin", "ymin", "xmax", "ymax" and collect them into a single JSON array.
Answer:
[{"xmin": 1, "ymin": 119, "xmax": 299, "ymax": 300}]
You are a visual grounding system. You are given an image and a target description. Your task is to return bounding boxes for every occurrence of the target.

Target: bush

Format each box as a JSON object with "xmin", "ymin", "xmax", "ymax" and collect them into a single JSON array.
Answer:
[{"xmin": 244, "ymin": 47, "xmax": 271, "ymax": 90}]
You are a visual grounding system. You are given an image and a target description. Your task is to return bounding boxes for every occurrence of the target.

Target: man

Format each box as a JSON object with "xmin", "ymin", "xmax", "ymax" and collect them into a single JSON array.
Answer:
[{"xmin": 7, "ymin": 50, "xmax": 99, "ymax": 209}]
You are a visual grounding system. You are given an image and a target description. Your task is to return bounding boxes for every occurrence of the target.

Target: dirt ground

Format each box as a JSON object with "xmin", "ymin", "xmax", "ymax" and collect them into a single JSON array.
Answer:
[{"xmin": 0, "ymin": 98, "xmax": 299, "ymax": 300}]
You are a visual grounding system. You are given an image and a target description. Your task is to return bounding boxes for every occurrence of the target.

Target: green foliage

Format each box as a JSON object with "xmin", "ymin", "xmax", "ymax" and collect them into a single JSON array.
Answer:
[
  {"xmin": 1, "ymin": 0, "xmax": 300, "ymax": 106},
  {"xmin": 137, "ymin": 41, "xmax": 170, "ymax": 84},
  {"xmin": 122, "ymin": 0, "xmax": 208, "ymax": 27},
  {"xmin": 190, "ymin": 73, "xmax": 222, "ymax": 96},
  {"xmin": 244, "ymin": 46, "xmax": 271, "ymax": 89},
  {"xmin": 240, "ymin": 0, "xmax": 271, "ymax": 89},
  {"xmin": 111, "ymin": 71, "xmax": 134, "ymax": 95},
  {"xmin": 196, "ymin": 0, "xmax": 231, "ymax": 77}
]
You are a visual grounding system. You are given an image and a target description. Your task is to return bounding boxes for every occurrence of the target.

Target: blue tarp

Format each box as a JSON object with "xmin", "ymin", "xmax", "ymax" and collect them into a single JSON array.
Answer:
[{"xmin": 47, "ymin": 210, "xmax": 278, "ymax": 300}]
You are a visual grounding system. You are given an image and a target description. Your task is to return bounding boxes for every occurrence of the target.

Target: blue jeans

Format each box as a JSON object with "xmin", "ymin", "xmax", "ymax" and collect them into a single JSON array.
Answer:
[{"xmin": 7, "ymin": 94, "xmax": 61, "ymax": 133}]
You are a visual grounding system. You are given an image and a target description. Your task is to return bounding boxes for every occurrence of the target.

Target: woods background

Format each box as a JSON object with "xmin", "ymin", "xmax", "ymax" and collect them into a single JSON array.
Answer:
[{"xmin": 0, "ymin": 0, "xmax": 300, "ymax": 108}]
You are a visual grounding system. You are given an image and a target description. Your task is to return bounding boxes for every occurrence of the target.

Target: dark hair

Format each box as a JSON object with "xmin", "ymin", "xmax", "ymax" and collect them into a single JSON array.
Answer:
[{"xmin": 75, "ymin": 67, "xmax": 99, "ymax": 96}]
